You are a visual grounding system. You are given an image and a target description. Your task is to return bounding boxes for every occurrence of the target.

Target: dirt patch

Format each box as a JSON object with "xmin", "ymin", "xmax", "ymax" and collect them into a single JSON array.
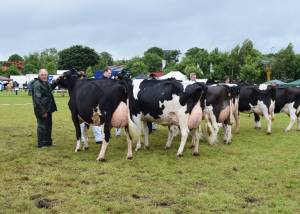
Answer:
[
  {"xmin": 154, "ymin": 200, "xmax": 174, "ymax": 207},
  {"xmin": 34, "ymin": 198, "xmax": 57, "ymax": 209},
  {"xmin": 244, "ymin": 196, "xmax": 261, "ymax": 204}
]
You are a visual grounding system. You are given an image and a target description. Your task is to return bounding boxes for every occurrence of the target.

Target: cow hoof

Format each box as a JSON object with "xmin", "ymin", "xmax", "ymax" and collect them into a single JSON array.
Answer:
[
  {"xmin": 267, "ymin": 132, "xmax": 271, "ymax": 135},
  {"xmin": 83, "ymin": 146, "xmax": 89, "ymax": 151},
  {"xmin": 97, "ymin": 158, "xmax": 106, "ymax": 162},
  {"xmin": 145, "ymin": 146, "xmax": 150, "ymax": 150},
  {"xmin": 189, "ymin": 144, "xmax": 195, "ymax": 149},
  {"xmin": 177, "ymin": 153, "xmax": 183, "ymax": 157},
  {"xmin": 192, "ymin": 152, "xmax": 199, "ymax": 156},
  {"xmin": 284, "ymin": 129, "xmax": 290, "ymax": 132},
  {"xmin": 165, "ymin": 146, "xmax": 171, "ymax": 150},
  {"xmin": 75, "ymin": 149, "xmax": 81, "ymax": 152},
  {"xmin": 127, "ymin": 156, "xmax": 133, "ymax": 160}
]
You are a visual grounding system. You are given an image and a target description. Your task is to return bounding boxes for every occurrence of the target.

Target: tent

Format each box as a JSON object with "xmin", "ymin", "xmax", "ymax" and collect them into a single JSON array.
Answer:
[
  {"xmin": 264, "ymin": 79, "xmax": 286, "ymax": 85},
  {"xmin": 284, "ymin": 79, "xmax": 300, "ymax": 87},
  {"xmin": 159, "ymin": 71, "xmax": 188, "ymax": 81},
  {"xmin": 0, "ymin": 76, "xmax": 12, "ymax": 81}
]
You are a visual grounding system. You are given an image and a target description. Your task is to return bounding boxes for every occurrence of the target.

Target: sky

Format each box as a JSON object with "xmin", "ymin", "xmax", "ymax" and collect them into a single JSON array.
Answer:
[{"xmin": 1, "ymin": 0, "xmax": 300, "ymax": 60}]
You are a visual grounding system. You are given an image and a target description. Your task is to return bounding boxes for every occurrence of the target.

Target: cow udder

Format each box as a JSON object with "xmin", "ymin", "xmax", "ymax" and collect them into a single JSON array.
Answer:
[
  {"xmin": 111, "ymin": 102, "xmax": 128, "ymax": 128},
  {"xmin": 188, "ymin": 102, "xmax": 202, "ymax": 129}
]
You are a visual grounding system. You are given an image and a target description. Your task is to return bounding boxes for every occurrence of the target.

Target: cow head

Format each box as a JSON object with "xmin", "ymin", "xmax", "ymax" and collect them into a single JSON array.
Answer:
[{"xmin": 56, "ymin": 68, "xmax": 85, "ymax": 90}]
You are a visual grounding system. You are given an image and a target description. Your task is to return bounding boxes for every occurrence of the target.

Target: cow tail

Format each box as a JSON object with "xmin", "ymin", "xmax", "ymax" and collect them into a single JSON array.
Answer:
[{"xmin": 127, "ymin": 98, "xmax": 140, "ymax": 143}]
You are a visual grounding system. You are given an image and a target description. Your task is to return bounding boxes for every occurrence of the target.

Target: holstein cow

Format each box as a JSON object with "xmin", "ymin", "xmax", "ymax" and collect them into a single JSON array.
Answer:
[
  {"xmin": 238, "ymin": 84, "xmax": 276, "ymax": 134},
  {"xmin": 129, "ymin": 78, "xmax": 207, "ymax": 156},
  {"xmin": 271, "ymin": 86, "xmax": 300, "ymax": 131},
  {"xmin": 56, "ymin": 69, "xmax": 134, "ymax": 161},
  {"xmin": 165, "ymin": 84, "xmax": 236, "ymax": 148},
  {"xmin": 203, "ymin": 85, "xmax": 233, "ymax": 144}
]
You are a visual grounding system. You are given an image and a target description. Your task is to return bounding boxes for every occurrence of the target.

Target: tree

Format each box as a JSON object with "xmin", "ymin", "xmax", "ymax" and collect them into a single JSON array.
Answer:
[
  {"xmin": 45, "ymin": 61, "xmax": 57, "ymax": 74},
  {"xmin": 24, "ymin": 53, "xmax": 40, "ymax": 73},
  {"xmin": 8, "ymin": 54, "xmax": 24, "ymax": 62},
  {"xmin": 144, "ymin": 47, "xmax": 164, "ymax": 58},
  {"xmin": 163, "ymin": 49, "xmax": 181, "ymax": 64},
  {"xmin": 58, "ymin": 45, "xmax": 99, "ymax": 70},
  {"xmin": 23, "ymin": 63, "xmax": 36, "ymax": 74},
  {"xmin": 7, "ymin": 64, "xmax": 20, "ymax": 76},
  {"xmin": 125, "ymin": 57, "xmax": 147, "ymax": 77},
  {"xmin": 143, "ymin": 53, "xmax": 162, "ymax": 72},
  {"xmin": 295, "ymin": 54, "xmax": 300, "ymax": 79},
  {"xmin": 93, "ymin": 52, "xmax": 114, "ymax": 70},
  {"xmin": 240, "ymin": 56, "xmax": 261, "ymax": 82},
  {"xmin": 272, "ymin": 43, "xmax": 296, "ymax": 80},
  {"xmin": 185, "ymin": 47, "xmax": 210, "ymax": 75},
  {"xmin": 184, "ymin": 65, "xmax": 203, "ymax": 78},
  {"xmin": 86, "ymin": 66, "xmax": 94, "ymax": 78}
]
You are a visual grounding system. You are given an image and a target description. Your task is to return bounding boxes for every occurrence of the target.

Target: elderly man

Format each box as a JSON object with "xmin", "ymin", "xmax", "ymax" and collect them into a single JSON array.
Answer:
[{"xmin": 32, "ymin": 69, "xmax": 58, "ymax": 148}]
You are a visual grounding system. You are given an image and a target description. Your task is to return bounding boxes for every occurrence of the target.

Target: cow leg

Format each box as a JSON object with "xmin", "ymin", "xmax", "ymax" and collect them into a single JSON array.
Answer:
[
  {"xmin": 132, "ymin": 116, "xmax": 142, "ymax": 151},
  {"xmin": 204, "ymin": 109, "xmax": 219, "ymax": 145},
  {"xmin": 165, "ymin": 125, "xmax": 178, "ymax": 149},
  {"xmin": 254, "ymin": 113, "xmax": 261, "ymax": 129},
  {"xmin": 297, "ymin": 114, "xmax": 300, "ymax": 131},
  {"xmin": 97, "ymin": 121, "xmax": 111, "ymax": 161},
  {"xmin": 176, "ymin": 116, "xmax": 190, "ymax": 157},
  {"xmin": 285, "ymin": 104, "xmax": 296, "ymax": 132},
  {"xmin": 191, "ymin": 127, "xmax": 200, "ymax": 156},
  {"xmin": 142, "ymin": 121, "xmax": 150, "ymax": 149},
  {"xmin": 223, "ymin": 124, "xmax": 232, "ymax": 144},
  {"xmin": 80, "ymin": 123, "xmax": 89, "ymax": 150},
  {"xmin": 234, "ymin": 111, "xmax": 240, "ymax": 134},
  {"xmin": 71, "ymin": 113, "xmax": 82, "ymax": 152},
  {"xmin": 124, "ymin": 127, "xmax": 133, "ymax": 159},
  {"xmin": 262, "ymin": 109, "xmax": 272, "ymax": 134}
]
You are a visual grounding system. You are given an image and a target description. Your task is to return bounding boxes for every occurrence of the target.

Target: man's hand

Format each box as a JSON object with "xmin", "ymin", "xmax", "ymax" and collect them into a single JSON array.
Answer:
[{"xmin": 42, "ymin": 112, "xmax": 48, "ymax": 118}]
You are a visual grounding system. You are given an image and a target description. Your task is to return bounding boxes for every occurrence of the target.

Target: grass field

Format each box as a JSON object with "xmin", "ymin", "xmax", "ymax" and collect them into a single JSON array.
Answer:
[{"xmin": 0, "ymin": 91, "xmax": 299, "ymax": 213}]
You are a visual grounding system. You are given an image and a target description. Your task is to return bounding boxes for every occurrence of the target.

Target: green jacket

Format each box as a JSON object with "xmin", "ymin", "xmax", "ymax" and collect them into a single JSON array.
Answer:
[{"xmin": 32, "ymin": 78, "xmax": 57, "ymax": 117}]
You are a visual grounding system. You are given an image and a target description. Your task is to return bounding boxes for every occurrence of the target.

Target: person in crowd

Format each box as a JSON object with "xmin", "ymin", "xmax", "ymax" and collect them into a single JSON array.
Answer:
[
  {"xmin": 31, "ymin": 69, "xmax": 59, "ymax": 148},
  {"xmin": 189, "ymin": 73, "xmax": 197, "ymax": 81}
]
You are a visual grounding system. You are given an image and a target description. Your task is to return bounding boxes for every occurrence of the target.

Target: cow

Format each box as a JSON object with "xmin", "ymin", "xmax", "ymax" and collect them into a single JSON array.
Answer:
[
  {"xmin": 238, "ymin": 84, "xmax": 276, "ymax": 134},
  {"xmin": 56, "ymin": 69, "xmax": 134, "ymax": 161},
  {"xmin": 128, "ymin": 78, "xmax": 207, "ymax": 156},
  {"xmin": 203, "ymin": 85, "xmax": 233, "ymax": 144},
  {"xmin": 271, "ymin": 86, "xmax": 300, "ymax": 131},
  {"xmin": 164, "ymin": 84, "xmax": 235, "ymax": 147}
]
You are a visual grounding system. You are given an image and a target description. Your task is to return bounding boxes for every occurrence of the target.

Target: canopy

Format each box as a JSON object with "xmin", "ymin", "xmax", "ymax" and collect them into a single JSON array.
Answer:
[
  {"xmin": 0, "ymin": 76, "xmax": 12, "ymax": 81},
  {"xmin": 159, "ymin": 71, "xmax": 188, "ymax": 81},
  {"xmin": 284, "ymin": 79, "xmax": 300, "ymax": 87},
  {"xmin": 264, "ymin": 79, "xmax": 286, "ymax": 85}
]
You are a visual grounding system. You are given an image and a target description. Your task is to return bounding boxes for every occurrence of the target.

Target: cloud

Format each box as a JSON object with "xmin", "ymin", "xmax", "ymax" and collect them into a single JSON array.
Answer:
[{"xmin": 1, "ymin": 0, "xmax": 300, "ymax": 60}]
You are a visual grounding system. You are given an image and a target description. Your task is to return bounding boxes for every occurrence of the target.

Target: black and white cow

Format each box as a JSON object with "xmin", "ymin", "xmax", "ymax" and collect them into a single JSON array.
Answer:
[
  {"xmin": 203, "ymin": 85, "xmax": 233, "ymax": 144},
  {"xmin": 56, "ymin": 69, "xmax": 133, "ymax": 161},
  {"xmin": 271, "ymin": 86, "xmax": 300, "ymax": 131},
  {"xmin": 238, "ymin": 84, "xmax": 276, "ymax": 134},
  {"xmin": 165, "ymin": 84, "xmax": 235, "ymax": 146},
  {"xmin": 128, "ymin": 78, "xmax": 207, "ymax": 156}
]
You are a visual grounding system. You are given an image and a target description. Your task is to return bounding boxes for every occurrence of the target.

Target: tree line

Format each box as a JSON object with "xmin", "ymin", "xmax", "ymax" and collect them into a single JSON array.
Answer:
[{"xmin": 1, "ymin": 39, "xmax": 300, "ymax": 82}]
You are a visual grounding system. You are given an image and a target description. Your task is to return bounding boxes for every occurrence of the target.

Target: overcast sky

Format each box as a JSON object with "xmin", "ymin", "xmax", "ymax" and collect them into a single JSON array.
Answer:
[{"xmin": 1, "ymin": 0, "xmax": 300, "ymax": 60}]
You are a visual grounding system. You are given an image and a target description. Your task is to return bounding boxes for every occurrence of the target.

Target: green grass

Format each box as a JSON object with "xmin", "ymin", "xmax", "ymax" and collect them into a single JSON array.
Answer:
[{"xmin": 0, "ymin": 90, "xmax": 299, "ymax": 213}]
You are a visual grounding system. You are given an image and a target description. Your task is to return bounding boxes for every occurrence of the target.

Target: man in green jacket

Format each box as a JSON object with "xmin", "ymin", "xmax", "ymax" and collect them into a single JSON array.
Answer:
[{"xmin": 32, "ymin": 69, "xmax": 58, "ymax": 148}]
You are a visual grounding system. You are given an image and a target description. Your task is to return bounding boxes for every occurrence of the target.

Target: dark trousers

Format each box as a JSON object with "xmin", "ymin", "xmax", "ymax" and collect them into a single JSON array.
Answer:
[{"xmin": 36, "ymin": 113, "xmax": 53, "ymax": 147}]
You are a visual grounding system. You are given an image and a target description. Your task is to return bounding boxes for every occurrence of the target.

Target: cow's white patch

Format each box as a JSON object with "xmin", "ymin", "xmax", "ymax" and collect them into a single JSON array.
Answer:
[
  {"xmin": 133, "ymin": 79, "xmax": 144, "ymax": 100},
  {"xmin": 80, "ymin": 123, "xmax": 89, "ymax": 150},
  {"xmin": 96, "ymin": 140, "xmax": 108, "ymax": 161},
  {"xmin": 204, "ymin": 105, "xmax": 219, "ymax": 144},
  {"xmin": 259, "ymin": 84, "xmax": 268, "ymax": 90},
  {"xmin": 284, "ymin": 102, "xmax": 297, "ymax": 132},
  {"xmin": 75, "ymin": 140, "xmax": 81, "ymax": 152}
]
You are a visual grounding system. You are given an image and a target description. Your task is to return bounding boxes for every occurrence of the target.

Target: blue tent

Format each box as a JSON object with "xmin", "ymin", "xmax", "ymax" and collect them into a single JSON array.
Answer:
[{"xmin": 94, "ymin": 66, "xmax": 124, "ymax": 79}]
